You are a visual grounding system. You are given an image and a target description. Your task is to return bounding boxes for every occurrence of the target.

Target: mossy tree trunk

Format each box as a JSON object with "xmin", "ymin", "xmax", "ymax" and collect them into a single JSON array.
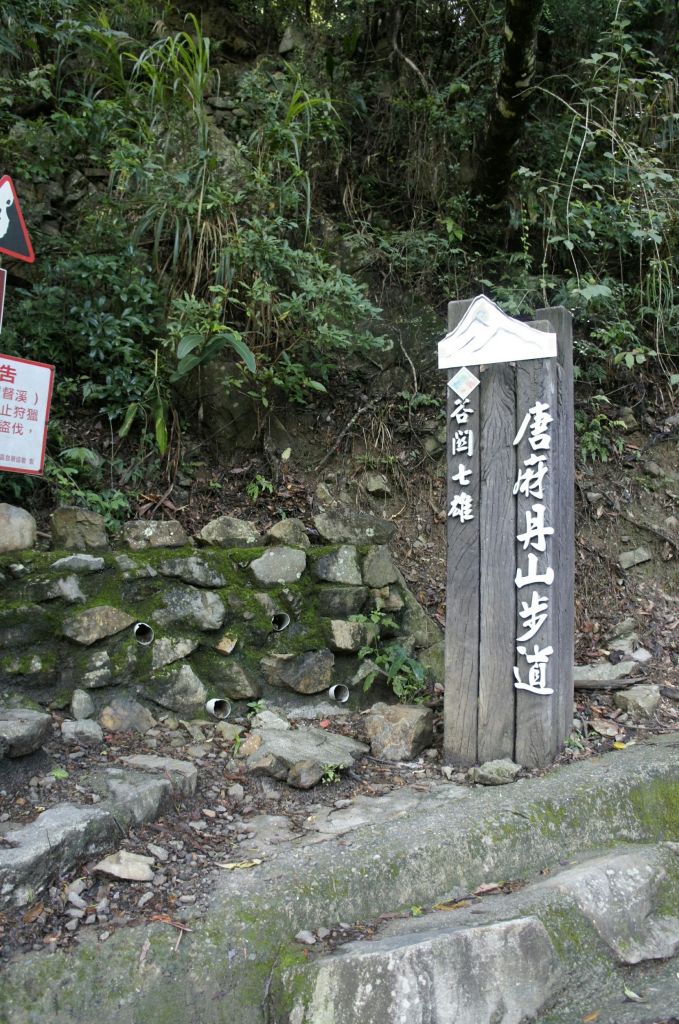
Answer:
[{"xmin": 474, "ymin": 0, "xmax": 545, "ymax": 204}]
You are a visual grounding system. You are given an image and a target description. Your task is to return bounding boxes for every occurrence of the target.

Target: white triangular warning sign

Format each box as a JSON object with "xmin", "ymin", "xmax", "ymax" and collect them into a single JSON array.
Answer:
[{"xmin": 0, "ymin": 175, "xmax": 35, "ymax": 263}]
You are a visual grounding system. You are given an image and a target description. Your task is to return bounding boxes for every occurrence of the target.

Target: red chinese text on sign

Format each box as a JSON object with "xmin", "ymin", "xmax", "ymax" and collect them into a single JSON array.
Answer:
[{"xmin": 0, "ymin": 353, "xmax": 54, "ymax": 475}]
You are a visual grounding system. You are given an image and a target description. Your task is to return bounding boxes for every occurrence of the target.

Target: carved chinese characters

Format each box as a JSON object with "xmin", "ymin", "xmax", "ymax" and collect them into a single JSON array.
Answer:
[
  {"xmin": 447, "ymin": 395, "xmax": 476, "ymax": 523},
  {"xmin": 512, "ymin": 401, "xmax": 555, "ymax": 695}
]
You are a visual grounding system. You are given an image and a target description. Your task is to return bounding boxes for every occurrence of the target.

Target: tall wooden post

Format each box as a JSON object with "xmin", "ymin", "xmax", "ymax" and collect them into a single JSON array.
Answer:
[{"xmin": 441, "ymin": 296, "xmax": 574, "ymax": 769}]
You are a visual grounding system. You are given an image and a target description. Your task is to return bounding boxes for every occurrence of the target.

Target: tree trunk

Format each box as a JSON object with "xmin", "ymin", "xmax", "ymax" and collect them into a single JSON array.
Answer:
[{"xmin": 474, "ymin": 0, "xmax": 545, "ymax": 204}]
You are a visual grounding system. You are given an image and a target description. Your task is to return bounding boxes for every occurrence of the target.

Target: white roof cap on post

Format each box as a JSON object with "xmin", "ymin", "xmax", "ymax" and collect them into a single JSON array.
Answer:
[{"xmin": 438, "ymin": 294, "xmax": 557, "ymax": 369}]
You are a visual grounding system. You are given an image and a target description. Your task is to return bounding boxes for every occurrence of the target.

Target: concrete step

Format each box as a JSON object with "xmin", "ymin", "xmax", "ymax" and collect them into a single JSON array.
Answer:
[
  {"xmin": 277, "ymin": 844, "xmax": 679, "ymax": 1023},
  {"xmin": 0, "ymin": 757, "xmax": 196, "ymax": 908}
]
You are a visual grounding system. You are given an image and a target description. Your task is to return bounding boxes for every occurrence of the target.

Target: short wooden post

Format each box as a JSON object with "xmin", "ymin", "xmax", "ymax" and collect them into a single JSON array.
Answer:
[{"xmin": 441, "ymin": 296, "xmax": 574, "ymax": 769}]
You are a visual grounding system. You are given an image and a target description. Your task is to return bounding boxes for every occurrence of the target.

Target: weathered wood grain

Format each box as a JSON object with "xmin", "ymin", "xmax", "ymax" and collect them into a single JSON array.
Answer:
[
  {"xmin": 478, "ymin": 362, "xmax": 516, "ymax": 761},
  {"xmin": 443, "ymin": 299, "xmax": 479, "ymax": 765},
  {"xmin": 538, "ymin": 306, "xmax": 575, "ymax": 749}
]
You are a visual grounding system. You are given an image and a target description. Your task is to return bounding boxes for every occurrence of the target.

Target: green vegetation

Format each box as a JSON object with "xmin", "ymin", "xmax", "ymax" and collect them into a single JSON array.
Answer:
[{"xmin": 0, "ymin": 0, "xmax": 677, "ymax": 517}]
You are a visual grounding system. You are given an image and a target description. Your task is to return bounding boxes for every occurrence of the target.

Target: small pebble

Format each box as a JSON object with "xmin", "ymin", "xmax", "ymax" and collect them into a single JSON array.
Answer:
[
  {"xmin": 316, "ymin": 927, "xmax": 330, "ymax": 940},
  {"xmin": 138, "ymin": 891, "xmax": 154, "ymax": 909},
  {"xmin": 99, "ymin": 931, "xmax": 110, "ymax": 942},
  {"xmin": 179, "ymin": 895, "xmax": 196, "ymax": 905},
  {"xmin": 295, "ymin": 930, "xmax": 316, "ymax": 945}
]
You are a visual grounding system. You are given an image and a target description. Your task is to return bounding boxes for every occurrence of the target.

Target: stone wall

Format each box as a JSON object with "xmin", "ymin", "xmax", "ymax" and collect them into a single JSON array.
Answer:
[{"xmin": 0, "ymin": 504, "xmax": 443, "ymax": 720}]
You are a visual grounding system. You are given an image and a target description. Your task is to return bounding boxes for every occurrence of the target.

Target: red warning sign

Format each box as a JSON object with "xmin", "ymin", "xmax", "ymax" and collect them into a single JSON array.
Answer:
[{"xmin": 0, "ymin": 175, "xmax": 35, "ymax": 263}]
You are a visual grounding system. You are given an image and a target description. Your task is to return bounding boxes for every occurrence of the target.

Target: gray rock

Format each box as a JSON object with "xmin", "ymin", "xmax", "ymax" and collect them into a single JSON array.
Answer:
[
  {"xmin": 151, "ymin": 637, "xmax": 199, "ymax": 670},
  {"xmin": 0, "ymin": 709, "xmax": 52, "ymax": 757},
  {"xmin": 50, "ymin": 507, "xmax": 107, "ymax": 550},
  {"xmin": 365, "ymin": 703, "xmax": 434, "ymax": 761},
  {"xmin": 260, "ymin": 650, "xmax": 334, "ymax": 694},
  {"xmin": 158, "ymin": 555, "xmax": 225, "ymax": 588},
  {"xmin": 619, "ymin": 546, "xmax": 652, "ymax": 570},
  {"xmin": 62, "ymin": 719, "xmax": 103, "ymax": 746},
  {"xmin": 50, "ymin": 553, "xmax": 105, "ymax": 574},
  {"xmin": 364, "ymin": 473, "xmax": 391, "ymax": 498},
  {"xmin": 287, "ymin": 760, "xmax": 324, "ymax": 789},
  {"xmin": 278, "ymin": 24, "xmax": 305, "ymax": 54},
  {"xmin": 151, "ymin": 664, "xmax": 207, "ymax": 715},
  {"xmin": 373, "ymin": 582, "xmax": 405, "ymax": 610},
  {"xmin": 71, "ymin": 689, "xmax": 95, "ymax": 720},
  {"xmin": 317, "ymin": 586, "xmax": 368, "ymax": 617},
  {"xmin": 469, "ymin": 759, "xmax": 521, "ymax": 786},
  {"xmin": 313, "ymin": 510, "xmax": 396, "ymax": 545},
  {"xmin": 614, "ymin": 683, "xmax": 661, "ymax": 718},
  {"xmin": 216, "ymin": 662, "xmax": 261, "ymax": 701},
  {"xmin": 81, "ymin": 650, "xmax": 113, "ymax": 689},
  {"xmin": 250, "ymin": 709, "xmax": 291, "ymax": 732},
  {"xmin": 295, "ymin": 929, "xmax": 317, "ymax": 945},
  {"xmin": 0, "ymin": 503, "xmax": 37, "ymax": 553},
  {"xmin": 573, "ymin": 660, "xmax": 635, "ymax": 689},
  {"xmin": 247, "ymin": 723, "xmax": 366, "ymax": 775},
  {"xmin": 122, "ymin": 520, "xmax": 188, "ymax": 550},
  {"xmin": 197, "ymin": 516, "xmax": 260, "ymax": 548},
  {"xmin": 282, "ymin": 916, "xmax": 559, "ymax": 1024},
  {"xmin": 249, "ymin": 752, "xmax": 290, "ymax": 780},
  {"xmin": 152, "ymin": 585, "xmax": 225, "ymax": 631},
  {"xmin": 99, "ymin": 699, "xmax": 156, "ymax": 734},
  {"xmin": 617, "ymin": 406, "xmax": 638, "ymax": 431},
  {"xmin": 362, "ymin": 546, "xmax": 398, "ymax": 587},
  {"xmin": 312, "ymin": 546, "xmax": 362, "ymax": 585},
  {"xmin": 94, "ymin": 849, "xmax": 155, "ymax": 882},
  {"xmin": 63, "ymin": 606, "xmax": 135, "ymax": 646},
  {"xmin": 35, "ymin": 575, "xmax": 85, "ymax": 603},
  {"xmin": 631, "ymin": 647, "xmax": 652, "ymax": 664},
  {"xmin": 327, "ymin": 619, "xmax": 377, "ymax": 653},
  {"xmin": 217, "ymin": 724, "xmax": 244, "ymax": 744},
  {"xmin": 265, "ymin": 519, "xmax": 310, "ymax": 548},
  {"xmin": 417, "ymin": 641, "xmax": 444, "ymax": 685},
  {"xmin": 537, "ymin": 846, "xmax": 679, "ymax": 964},
  {"xmin": 120, "ymin": 755, "xmax": 198, "ymax": 792},
  {"xmin": 397, "ymin": 572, "xmax": 442, "ymax": 648},
  {"xmin": 250, "ymin": 546, "xmax": 307, "ymax": 584}
]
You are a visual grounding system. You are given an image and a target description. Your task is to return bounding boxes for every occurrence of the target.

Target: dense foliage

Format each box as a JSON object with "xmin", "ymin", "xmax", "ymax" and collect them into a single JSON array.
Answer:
[{"xmin": 0, "ymin": 0, "xmax": 677, "ymax": 506}]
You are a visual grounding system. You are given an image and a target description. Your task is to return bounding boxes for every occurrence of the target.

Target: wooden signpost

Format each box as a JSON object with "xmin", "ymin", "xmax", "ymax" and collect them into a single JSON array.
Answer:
[{"xmin": 440, "ymin": 296, "xmax": 574, "ymax": 769}]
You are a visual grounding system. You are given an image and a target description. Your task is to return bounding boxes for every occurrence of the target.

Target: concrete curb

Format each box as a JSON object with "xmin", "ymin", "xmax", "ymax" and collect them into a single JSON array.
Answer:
[
  {"xmin": 2, "ymin": 736, "xmax": 679, "ymax": 1023},
  {"xmin": 0, "ymin": 759, "xmax": 196, "ymax": 909}
]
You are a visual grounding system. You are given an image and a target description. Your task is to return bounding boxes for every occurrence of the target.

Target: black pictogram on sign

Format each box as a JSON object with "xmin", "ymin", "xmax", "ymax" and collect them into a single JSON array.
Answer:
[{"xmin": 0, "ymin": 175, "xmax": 35, "ymax": 263}]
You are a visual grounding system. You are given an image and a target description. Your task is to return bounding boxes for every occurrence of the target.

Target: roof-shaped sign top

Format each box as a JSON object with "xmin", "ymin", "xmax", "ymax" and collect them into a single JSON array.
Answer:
[{"xmin": 438, "ymin": 294, "xmax": 557, "ymax": 370}]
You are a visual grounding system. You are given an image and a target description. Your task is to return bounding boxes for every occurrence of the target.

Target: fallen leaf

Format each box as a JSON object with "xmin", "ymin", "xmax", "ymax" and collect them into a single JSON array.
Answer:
[
  {"xmin": 612, "ymin": 741, "xmax": 627, "ymax": 750},
  {"xmin": 473, "ymin": 883, "xmax": 502, "ymax": 896},
  {"xmin": 217, "ymin": 859, "xmax": 263, "ymax": 871},
  {"xmin": 623, "ymin": 985, "xmax": 644, "ymax": 1003},
  {"xmin": 582, "ymin": 1012, "xmax": 600, "ymax": 1022},
  {"xmin": 433, "ymin": 899, "xmax": 471, "ymax": 911},
  {"xmin": 589, "ymin": 717, "xmax": 618, "ymax": 737},
  {"xmin": 22, "ymin": 902, "xmax": 44, "ymax": 924}
]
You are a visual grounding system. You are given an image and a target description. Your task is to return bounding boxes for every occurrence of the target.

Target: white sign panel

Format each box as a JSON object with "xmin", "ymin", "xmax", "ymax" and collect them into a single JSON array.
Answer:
[
  {"xmin": 0, "ymin": 353, "xmax": 54, "ymax": 475},
  {"xmin": 438, "ymin": 295, "xmax": 557, "ymax": 369}
]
